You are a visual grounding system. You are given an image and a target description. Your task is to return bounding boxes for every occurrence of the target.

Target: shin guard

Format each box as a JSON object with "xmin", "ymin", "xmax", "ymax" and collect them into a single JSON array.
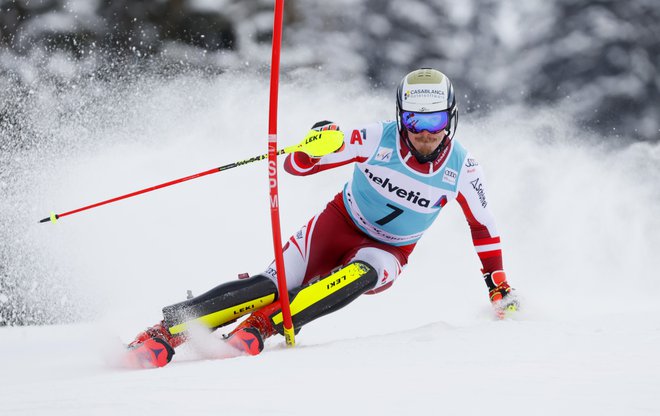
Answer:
[
  {"xmin": 162, "ymin": 275, "xmax": 277, "ymax": 335},
  {"xmin": 264, "ymin": 261, "xmax": 377, "ymax": 335}
]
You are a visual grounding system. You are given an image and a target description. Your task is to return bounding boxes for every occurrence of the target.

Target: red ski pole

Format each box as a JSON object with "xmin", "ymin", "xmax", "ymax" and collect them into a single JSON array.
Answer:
[
  {"xmin": 37, "ymin": 129, "xmax": 341, "ymax": 224},
  {"xmin": 39, "ymin": 143, "xmax": 297, "ymax": 224}
]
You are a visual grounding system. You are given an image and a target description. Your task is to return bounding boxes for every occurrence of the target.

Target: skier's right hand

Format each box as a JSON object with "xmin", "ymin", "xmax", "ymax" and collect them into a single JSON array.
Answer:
[
  {"xmin": 301, "ymin": 120, "xmax": 345, "ymax": 158},
  {"xmin": 483, "ymin": 271, "xmax": 520, "ymax": 319}
]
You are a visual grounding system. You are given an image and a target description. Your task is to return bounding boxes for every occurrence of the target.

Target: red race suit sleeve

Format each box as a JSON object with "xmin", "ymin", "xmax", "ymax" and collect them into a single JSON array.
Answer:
[{"xmin": 284, "ymin": 123, "xmax": 383, "ymax": 176}]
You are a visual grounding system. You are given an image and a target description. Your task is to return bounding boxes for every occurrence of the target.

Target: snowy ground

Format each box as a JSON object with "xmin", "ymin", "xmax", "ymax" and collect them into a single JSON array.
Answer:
[{"xmin": 1, "ymin": 73, "xmax": 659, "ymax": 415}]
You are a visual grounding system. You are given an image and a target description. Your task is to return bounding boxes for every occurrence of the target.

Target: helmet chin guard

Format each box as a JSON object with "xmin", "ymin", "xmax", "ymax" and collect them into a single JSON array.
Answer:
[{"xmin": 396, "ymin": 68, "xmax": 458, "ymax": 163}]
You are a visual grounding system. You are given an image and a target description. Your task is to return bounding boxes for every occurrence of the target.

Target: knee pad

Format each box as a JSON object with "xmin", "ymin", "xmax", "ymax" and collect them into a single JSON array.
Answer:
[
  {"xmin": 163, "ymin": 275, "xmax": 278, "ymax": 335},
  {"xmin": 348, "ymin": 247, "xmax": 403, "ymax": 294}
]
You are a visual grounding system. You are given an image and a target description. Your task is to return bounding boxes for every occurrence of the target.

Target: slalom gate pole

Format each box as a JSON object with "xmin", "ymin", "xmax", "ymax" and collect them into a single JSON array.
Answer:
[{"xmin": 268, "ymin": 0, "xmax": 296, "ymax": 347}]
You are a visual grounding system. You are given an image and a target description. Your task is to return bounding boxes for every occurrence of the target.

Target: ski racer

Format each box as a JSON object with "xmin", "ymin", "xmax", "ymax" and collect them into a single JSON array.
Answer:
[{"xmin": 126, "ymin": 68, "xmax": 519, "ymax": 368}]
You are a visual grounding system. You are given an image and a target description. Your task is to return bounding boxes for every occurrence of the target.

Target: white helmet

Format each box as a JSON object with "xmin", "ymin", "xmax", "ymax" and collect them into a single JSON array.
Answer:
[{"xmin": 396, "ymin": 68, "xmax": 458, "ymax": 163}]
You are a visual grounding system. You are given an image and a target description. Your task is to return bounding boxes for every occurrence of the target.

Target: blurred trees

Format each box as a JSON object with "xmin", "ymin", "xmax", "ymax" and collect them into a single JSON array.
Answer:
[
  {"xmin": 353, "ymin": 0, "xmax": 660, "ymax": 141},
  {"xmin": 1, "ymin": 0, "xmax": 658, "ymax": 141},
  {"xmin": 531, "ymin": 0, "xmax": 660, "ymax": 140}
]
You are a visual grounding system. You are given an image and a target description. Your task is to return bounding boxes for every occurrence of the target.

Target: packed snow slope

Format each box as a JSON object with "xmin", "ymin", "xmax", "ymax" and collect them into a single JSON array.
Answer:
[{"xmin": 1, "ymin": 73, "xmax": 659, "ymax": 415}]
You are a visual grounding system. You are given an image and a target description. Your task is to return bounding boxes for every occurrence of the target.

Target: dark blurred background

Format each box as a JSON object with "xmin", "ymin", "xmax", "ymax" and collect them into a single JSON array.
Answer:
[
  {"xmin": 1, "ymin": 0, "xmax": 658, "ymax": 325},
  {"xmin": 2, "ymin": 0, "xmax": 658, "ymax": 142}
]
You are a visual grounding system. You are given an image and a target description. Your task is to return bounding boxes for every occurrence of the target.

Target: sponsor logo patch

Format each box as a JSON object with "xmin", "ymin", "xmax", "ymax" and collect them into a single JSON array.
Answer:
[
  {"xmin": 432, "ymin": 195, "xmax": 448, "ymax": 208},
  {"xmin": 465, "ymin": 158, "xmax": 479, "ymax": 167},
  {"xmin": 264, "ymin": 267, "xmax": 277, "ymax": 279},
  {"xmin": 375, "ymin": 147, "xmax": 393, "ymax": 162},
  {"xmin": 363, "ymin": 168, "xmax": 431, "ymax": 208},
  {"xmin": 443, "ymin": 168, "xmax": 458, "ymax": 185},
  {"xmin": 470, "ymin": 178, "xmax": 488, "ymax": 208},
  {"xmin": 405, "ymin": 88, "xmax": 446, "ymax": 101}
]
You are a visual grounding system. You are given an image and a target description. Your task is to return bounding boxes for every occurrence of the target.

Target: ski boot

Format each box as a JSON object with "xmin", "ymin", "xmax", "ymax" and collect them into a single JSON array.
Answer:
[
  {"xmin": 224, "ymin": 303, "xmax": 278, "ymax": 356},
  {"xmin": 124, "ymin": 321, "xmax": 185, "ymax": 369}
]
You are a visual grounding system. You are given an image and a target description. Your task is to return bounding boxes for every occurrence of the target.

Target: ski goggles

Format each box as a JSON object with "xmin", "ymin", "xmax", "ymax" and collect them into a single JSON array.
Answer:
[{"xmin": 401, "ymin": 111, "xmax": 450, "ymax": 134}]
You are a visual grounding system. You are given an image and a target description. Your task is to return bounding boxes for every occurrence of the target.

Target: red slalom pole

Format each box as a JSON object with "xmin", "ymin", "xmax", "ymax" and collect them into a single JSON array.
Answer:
[{"xmin": 268, "ymin": 0, "xmax": 295, "ymax": 346}]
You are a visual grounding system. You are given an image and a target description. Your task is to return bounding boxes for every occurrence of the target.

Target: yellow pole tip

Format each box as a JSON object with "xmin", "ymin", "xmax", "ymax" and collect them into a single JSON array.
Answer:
[
  {"xmin": 283, "ymin": 326, "xmax": 296, "ymax": 347},
  {"xmin": 50, "ymin": 212, "xmax": 58, "ymax": 223}
]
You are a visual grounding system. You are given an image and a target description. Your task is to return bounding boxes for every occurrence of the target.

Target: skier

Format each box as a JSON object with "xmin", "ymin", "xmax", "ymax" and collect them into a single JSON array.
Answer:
[{"xmin": 126, "ymin": 68, "xmax": 519, "ymax": 368}]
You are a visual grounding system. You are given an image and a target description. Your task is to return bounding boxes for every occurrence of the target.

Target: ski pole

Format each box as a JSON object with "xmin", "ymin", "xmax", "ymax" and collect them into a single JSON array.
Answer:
[{"xmin": 38, "ymin": 129, "xmax": 343, "ymax": 224}]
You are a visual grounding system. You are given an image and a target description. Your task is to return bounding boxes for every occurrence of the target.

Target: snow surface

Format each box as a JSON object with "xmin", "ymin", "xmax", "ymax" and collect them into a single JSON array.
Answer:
[{"xmin": 2, "ymin": 72, "xmax": 660, "ymax": 415}]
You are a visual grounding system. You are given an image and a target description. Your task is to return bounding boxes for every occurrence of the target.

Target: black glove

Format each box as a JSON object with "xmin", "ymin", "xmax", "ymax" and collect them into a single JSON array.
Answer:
[{"xmin": 311, "ymin": 120, "xmax": 340, "ymax": 131}]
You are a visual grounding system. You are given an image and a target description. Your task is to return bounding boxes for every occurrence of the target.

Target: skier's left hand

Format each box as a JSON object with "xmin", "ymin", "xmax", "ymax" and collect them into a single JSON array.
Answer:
[
  {"xmin": 301, "ymin": 120, "xmax": 345, "ymax": 157},
  {"xmin": 483, "ymin": 271, "xmax": 520, "ymax": 319}
]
